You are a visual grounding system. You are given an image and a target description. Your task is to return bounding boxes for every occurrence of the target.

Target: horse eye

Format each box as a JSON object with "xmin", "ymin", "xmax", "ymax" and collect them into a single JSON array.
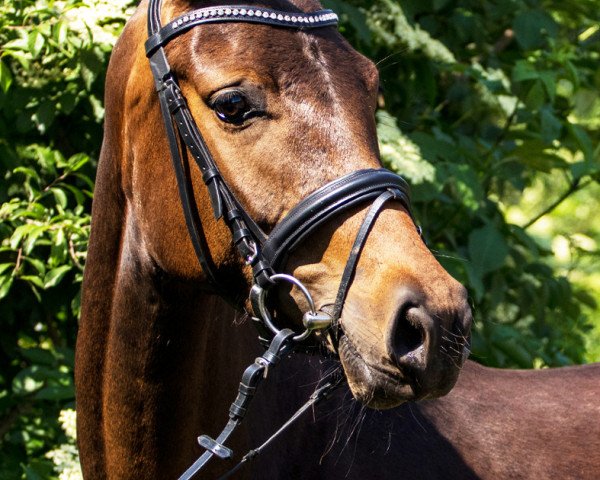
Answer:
[{"xmin": 212, "ymin": 92, "xmax": 251, "ymax": 124}]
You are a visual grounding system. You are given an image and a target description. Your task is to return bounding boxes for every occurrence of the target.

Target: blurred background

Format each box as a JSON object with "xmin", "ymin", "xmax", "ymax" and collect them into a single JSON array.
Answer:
[{"xmin": 1, "ymin": 0, "xmax": 598, "ymax": 478}]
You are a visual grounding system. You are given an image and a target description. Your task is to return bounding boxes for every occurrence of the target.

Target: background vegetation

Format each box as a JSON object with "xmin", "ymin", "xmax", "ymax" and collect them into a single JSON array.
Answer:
[{"xmin": 1, "ymin": 0, "xmax": 598, "ymax": 477}]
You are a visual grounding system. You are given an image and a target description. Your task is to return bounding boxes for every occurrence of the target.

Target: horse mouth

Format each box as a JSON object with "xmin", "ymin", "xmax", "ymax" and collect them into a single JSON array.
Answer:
[{"xmin": 338, "ymin": 334, "xmax": 427, "ymax": 409}]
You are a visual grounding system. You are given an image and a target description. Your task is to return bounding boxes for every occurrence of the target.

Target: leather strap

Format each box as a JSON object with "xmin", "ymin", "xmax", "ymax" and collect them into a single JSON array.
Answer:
[
  {"xmin": 330, "ymin": 189, "xmax": 400, "ymax": 322},
  {"xmin": 262, "ymin": 169, "xmax": 411, "ymax": 270},
  {"xmin": 156, "ymin": 79, "xmax": 223, "ymax": 289},
  {"xmin": 177, "ymin": 329, "xmax": 297, "ymax": 480},
  {"xmin": 146, "ymin": 5, "xmax": 338, "ymax": 56}
]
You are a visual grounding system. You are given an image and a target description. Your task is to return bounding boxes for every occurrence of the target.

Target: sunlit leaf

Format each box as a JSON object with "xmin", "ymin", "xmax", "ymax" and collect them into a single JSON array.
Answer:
[
  {"xmin": 27, "ymin": 30, "xmax": 45, "ymax": 58},
  {"xmin": 20, "ymin": 275, "xmax": 44, "ymax": 289},
  {"xmin": 10, "ymin": 224, "xmax": 38, "ymax": 249},
  {"xmin": 0, "ymin": 275, "xmax": 14, "ymax": 300},
  {"xmin": 0, "ymin": 263, "xmax": 15, "ymax": 276},
  {"xmin": 0, "ymin": 59, "xmax": 13, "ymax": 93},
  {"xmin": 50, "ymin": 187, "xmax": 68, "ymax": 209},
  {"xmin": 53, "ymin": 21, "xmax": 68, "ymax": 44},
  {"xmin": 23, "ymin": 225, "xmax": 47, "ymax": 255},
  {"xmin": 43, "ymin": 265, "xmax": 72, "ymax": 289},
  {"xmin": 12, "ymin": 367, "xmax": 45, "ymax": 395}
]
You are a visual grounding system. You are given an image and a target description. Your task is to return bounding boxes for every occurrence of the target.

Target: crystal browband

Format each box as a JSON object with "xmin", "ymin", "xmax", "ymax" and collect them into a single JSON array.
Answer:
[
  {"xmin": 170, "ymin": 7, "xmax": 338, "ymax": 29},
  {"xmin": 146, "ymin": 6, "xmax": 339, "ymax": 54}
]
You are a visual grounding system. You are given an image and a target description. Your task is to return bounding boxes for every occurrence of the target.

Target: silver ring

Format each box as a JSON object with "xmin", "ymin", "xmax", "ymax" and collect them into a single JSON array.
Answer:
[{"xmin": 251, "ymin": 274, "xmax": 316, "ymax": 341}]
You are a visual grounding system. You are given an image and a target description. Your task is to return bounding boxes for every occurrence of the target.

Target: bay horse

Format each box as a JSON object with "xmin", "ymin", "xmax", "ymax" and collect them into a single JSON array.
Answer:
[
  {"xmin": 266, "ymin": 359, "xmax": 599, "ymax": 479},
  {"xmin": 76, "ymin": 0, "xmax": 475, "ymax": 478}
]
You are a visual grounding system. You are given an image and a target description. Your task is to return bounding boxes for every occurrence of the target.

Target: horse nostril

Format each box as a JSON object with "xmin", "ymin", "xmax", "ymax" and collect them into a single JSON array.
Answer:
[
  {"xmin": 387, "ymin": 304, "xmax": 429, "ymax": 370},
  {"xmin": 392, "ymin": 309, "xmax": 424, "ymax": 357}
]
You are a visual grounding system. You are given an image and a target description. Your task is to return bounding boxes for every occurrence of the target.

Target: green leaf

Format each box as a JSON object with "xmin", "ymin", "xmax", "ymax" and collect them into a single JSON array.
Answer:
[
  {"xmin": 465, "ymin": 263, "xmax": 485, "ymax": 302},
  {"xmin": 22, "ymin": 257, "xmax": 46, "ymax": 275},
  {"xmin": 512, "ymin": 60, "xmax": 538, "ymax": 82},
  {"xmin": 468, "ymin": 224, "xmax": 509, "ymax": 277},
  {"xmin": 538, "ymin": 71, "xmax": 556, "ymax": 103},
  {"xmin": 66, "ymin": 152, "xmax": 90, "ymax": 172},
  {"xmin": 525, "ymin": 80, "xmax": 545, "ymax": 110},
  {"xmin": 53, "ymin": 21, "xmax": 68, "ymax": 44},
  {"xmin": 13, "ymin": 166, "xmax": 41, "ymax": 183},
  {"xmin": 20, "ymin": 347, "xmax": 55, "ymax": 366},
  {"xmin": 10, "ymin": 224, "xmax": 38, "ymax": 249},
  {"xmin": 43, "ymin": 265, "xmax": 72, "ymax": 289},
  {"xmin": 540, "ymin": 107, "xmax": 562, "ymax": 143},
  {"xmin": 571, "ymin": 160, "xmax": 599, "ymax": 180},
  {"xmin": 322, "ymin": 0, "xmax": 371, "ymax": 45},
  {"xmin": 511, "ymin": 140, "xmax": 566, "ymax": 172},
  {"xmin": 28, "ymin": 30, "xmax": 45, "ymax": 58},
  {"xmin": 33, "ymin": 101, "xmax": 56, "ymax": 133},
  {"xmin": 63, "ymin": 184, "xmax": 85, "ymax": 206},
  {"xmin": 0, "ymin": 275, "xmax": 14, "ymax": 300},
  {"xmin": 35, "ymin": 384, "xmax": 74, "ymax": 401},
  {"xmin": 51, "ymin": 187, "xmax": 68, "ymax": 209},
  {"xmin": 0, "ymin": 60, "xmax": 13, "ymax": 93},
  {"xmin": 568, "ymin": 123, "xmax": 594, "ymax": 162},
  {"xmin": 0, "ymin": 263, "xmax": 15, "ymax": 276},
  {"xmin": 3, "ymin": 35, "xmax": 29, "ymax": 52},
  {"xmin": 19, "ymin": 275, "xmax": 45, "ymax": 289},
  {"xmin": 448, "ymin": 164, "xmax": 483, "ymax": 211},
  {"xmin": 493, "ymin": 337, "xmax": 533, "ymax": 368},
  {"xmin": 513, "ymin": 10, "xmax": 558, "ymax": 50},
  {"xmin": 23, "ymin": 225, "xmax": 47, "ymax": 255},
  {"xmin": 12, "ymin": 367, "xmax": 45, "ymax": 395}
]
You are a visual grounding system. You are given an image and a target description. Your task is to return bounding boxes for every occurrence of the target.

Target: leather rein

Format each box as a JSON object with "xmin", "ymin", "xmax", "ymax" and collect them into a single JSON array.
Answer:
[{"xmin": 145, "ymin": 1, "xmax": 415, "ymax": 477}]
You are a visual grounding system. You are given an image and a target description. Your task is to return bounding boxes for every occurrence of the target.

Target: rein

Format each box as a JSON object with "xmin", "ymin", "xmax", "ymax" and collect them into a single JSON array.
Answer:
[{"xmin": 145, "ymin": 1, "xmax": 416, "ymax": 477}]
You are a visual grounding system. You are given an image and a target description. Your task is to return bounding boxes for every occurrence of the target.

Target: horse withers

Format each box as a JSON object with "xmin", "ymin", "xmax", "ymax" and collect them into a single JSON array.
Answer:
[{"xmin": 75, "ymin": 0, "xmax": 472, "ymax": 478}]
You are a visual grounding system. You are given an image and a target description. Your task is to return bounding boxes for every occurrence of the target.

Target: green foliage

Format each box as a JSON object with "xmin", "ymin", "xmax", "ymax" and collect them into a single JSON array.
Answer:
[
  {"xmin": 0, "ymin": 0, "xmax": 598, "ymax": 477},
  {"xmin": 0, "ymin": 0, "xmax": 132, "ymax": 477},
  {"xmin": 324, "ymin": 0, "xmax": 600, "ymax": 367}
]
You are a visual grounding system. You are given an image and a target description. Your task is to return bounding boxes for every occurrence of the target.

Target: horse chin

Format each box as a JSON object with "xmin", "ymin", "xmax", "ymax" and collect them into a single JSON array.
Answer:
[{"xmin": 338, "ymin": 334, "xmax": 425, "ymax": 409}]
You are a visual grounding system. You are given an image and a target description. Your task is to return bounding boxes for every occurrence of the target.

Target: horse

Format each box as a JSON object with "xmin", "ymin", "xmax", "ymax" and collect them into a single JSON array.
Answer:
[
  {"xmin": 284, "ymin": 360, "xmax": 599, "ymax": 479},
  {"xmin": 75, "ymin": 0, "xmax": 476, "ymax": 477}
]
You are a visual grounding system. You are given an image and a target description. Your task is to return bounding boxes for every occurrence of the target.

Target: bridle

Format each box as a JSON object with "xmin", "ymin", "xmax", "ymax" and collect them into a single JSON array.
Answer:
[{"xmin": 145, "ymin": 1, "xmax": 415, "ymax": 477}]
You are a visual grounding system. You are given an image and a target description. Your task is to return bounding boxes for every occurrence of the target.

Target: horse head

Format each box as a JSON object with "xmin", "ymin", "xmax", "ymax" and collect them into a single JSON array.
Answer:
[{"xmin": 110, "ymin": 0, "xmax": 471, "ymax": 409}]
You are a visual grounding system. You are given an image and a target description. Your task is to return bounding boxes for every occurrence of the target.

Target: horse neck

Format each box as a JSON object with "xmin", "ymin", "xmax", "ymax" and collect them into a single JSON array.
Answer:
[{"xmin": 80, "ymin": 197, "xmax": 262, "ymax": 477}]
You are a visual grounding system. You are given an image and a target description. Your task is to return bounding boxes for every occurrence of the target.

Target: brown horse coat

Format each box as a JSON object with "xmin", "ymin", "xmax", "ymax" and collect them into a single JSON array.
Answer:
[
  {"xmin": 262, "ymin": 359, "xmax": 600, "ymax": 479},
  {"xmin": 74, "ymin": 1, "xmax": 597, "ymax": 479}
]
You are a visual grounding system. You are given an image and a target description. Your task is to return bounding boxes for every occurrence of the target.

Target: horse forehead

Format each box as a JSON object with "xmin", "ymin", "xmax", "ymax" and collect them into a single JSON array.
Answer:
[{"xmin": 183, "ymin": 23, "xmax": 374, "ymax": 98}]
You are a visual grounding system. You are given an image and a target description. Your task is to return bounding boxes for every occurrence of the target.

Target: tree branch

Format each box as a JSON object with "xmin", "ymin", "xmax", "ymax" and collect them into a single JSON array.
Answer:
[{"xmin": 523, "ymin": 178, "xmax": 592, "ymax": 229}]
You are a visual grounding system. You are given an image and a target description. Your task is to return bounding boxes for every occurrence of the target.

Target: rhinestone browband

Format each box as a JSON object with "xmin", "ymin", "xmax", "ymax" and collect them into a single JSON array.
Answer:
[{"xmin": 146, "ymin": 5, "xmax": 339, "ymax": 54}]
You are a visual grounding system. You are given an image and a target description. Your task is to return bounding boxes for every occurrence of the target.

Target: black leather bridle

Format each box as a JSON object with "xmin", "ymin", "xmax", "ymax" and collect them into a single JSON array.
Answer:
[{"xmin": 145, "ymin": 1, "xmax": 415, "ymax": 477}]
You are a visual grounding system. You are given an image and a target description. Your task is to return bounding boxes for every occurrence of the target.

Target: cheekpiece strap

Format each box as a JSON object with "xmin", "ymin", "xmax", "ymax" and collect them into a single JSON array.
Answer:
[{"xmin": 146, "ymin": 6, "xmax": 338, "ymax": 55}]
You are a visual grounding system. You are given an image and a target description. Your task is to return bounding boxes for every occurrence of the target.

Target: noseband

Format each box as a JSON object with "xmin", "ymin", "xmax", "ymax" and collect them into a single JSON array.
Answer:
[{"xmin": 145, "ymin": 1, "xmax": 414, "ymax": 477}]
